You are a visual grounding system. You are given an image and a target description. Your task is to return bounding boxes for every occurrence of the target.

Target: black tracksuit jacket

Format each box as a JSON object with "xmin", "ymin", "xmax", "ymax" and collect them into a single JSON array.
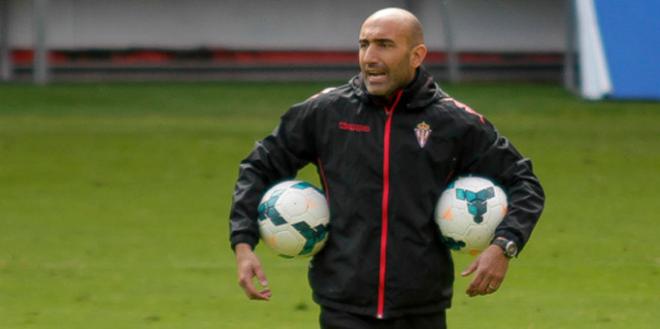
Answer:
[{"xmin": 229, "ymin": 68, "xmax": 545, "ymax": 319}]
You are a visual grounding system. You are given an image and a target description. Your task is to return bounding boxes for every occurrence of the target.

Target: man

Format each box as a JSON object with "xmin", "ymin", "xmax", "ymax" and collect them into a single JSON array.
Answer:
[{"xmin": 230, "ymin": 8, "xmax": 544, "ymax": 329}]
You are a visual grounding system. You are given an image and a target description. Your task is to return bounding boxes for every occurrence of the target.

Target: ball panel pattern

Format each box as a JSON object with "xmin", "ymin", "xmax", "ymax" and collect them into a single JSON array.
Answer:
[
  {"xmin": 435, "ymin": 177, "xmax": 508, "ymax": 254},
  {"xmin": 258, "ymin": 180, "xmax": 330, "ymax": 258}
]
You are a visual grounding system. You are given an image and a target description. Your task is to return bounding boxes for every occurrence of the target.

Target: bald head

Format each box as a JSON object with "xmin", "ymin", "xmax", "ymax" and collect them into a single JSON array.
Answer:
[
  {"xmin": 362, "ymin": 8, "xmax": 424, "ymax": 48},
  {"xmin": 358, "ymin": 8, "xmax": 428, "ymax": 97}
]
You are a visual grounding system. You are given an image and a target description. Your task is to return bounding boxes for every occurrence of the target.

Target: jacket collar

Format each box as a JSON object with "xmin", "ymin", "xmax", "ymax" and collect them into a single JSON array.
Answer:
[{"xmin": 350, "ymin": 67, "xmax": 448, "ymax": 111}]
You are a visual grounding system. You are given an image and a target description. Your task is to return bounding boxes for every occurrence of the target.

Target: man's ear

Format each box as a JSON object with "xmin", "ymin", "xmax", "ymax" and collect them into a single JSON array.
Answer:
[{"xmin": 410, "ymin": 44, "xmax": 428, "ymax": 68}]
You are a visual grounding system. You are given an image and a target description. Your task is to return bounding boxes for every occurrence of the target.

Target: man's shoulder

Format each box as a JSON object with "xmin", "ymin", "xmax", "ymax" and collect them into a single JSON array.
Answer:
[
  {"xmin": 292, "ymin": 85, "xmax": 354, "ymax": 114},
  {"xmin": 431, "ymin": 96, "xmax": 488, "ymax": 126},
  {"xmin": 301, "ymin": 83, "xmax": 355, "ymax": 106},
  {"xmin": 284, "ymin": 83, "xmax": 355, "ymax": 120}
]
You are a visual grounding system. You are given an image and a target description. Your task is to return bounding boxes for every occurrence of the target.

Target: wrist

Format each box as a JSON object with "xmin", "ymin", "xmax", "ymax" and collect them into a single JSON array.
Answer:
[
  {"xmin": 234, "ymin": 243, "xmax": 254, "ymax": 254},
  {"xmin": 491, "ymin": 237, "xmax": 518, "ymax": 258}
]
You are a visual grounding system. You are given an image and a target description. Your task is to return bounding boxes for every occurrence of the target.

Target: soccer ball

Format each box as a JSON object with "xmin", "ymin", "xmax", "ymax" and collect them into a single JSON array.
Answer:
[
  {"xmin": 434, "ymin": 176, "xmax": 508, "ymax": 255},
  {"xmin": 257, "ymin": 180, "xmax": 329, "ymax": 258}
]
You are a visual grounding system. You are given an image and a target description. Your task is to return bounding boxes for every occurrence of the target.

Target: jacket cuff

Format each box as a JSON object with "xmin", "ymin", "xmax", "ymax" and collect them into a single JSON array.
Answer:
[{"xmin": 231, "ymin": 233, "xmax": 259, "ymax": 252}]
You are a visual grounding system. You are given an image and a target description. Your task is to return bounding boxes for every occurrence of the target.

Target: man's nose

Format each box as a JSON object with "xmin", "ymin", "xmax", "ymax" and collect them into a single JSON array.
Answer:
[{"xmin": 361, "ymin": 45, "xmax": 378, "ymax": 64}]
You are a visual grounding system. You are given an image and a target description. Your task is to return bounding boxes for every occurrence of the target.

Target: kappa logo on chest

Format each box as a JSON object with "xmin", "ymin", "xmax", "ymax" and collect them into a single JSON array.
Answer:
[{"xmin": 338, "ymin": 121, "xmax": 371, "ymax": 133}]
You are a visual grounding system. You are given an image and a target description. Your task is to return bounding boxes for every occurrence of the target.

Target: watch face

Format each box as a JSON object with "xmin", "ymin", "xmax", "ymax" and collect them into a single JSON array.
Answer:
[{"xmin": 505, "ymin": 241, "xmax": 518, "ymax": 257}]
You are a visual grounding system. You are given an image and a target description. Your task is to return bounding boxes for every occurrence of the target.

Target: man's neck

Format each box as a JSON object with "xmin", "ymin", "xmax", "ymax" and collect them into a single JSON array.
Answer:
[{"xmin": 368, "ymin": 70, "xmax": 419, "ymax": 106}]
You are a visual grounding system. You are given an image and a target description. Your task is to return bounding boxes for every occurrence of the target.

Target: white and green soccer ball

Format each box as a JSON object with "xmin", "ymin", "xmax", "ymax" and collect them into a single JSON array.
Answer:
[
  {"xmin": 257, "ymin": 180, "xmax": 329, "ymax": 258},
  {"xmin": 434, "ymin": 176, "xmax": 508, "ymax": 255}
]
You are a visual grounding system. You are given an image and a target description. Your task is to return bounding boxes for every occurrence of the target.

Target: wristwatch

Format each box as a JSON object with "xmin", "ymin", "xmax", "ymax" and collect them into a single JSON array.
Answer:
[{"xmin": 492, "ymin": 237, "xmax": 518, "ymax": 258}]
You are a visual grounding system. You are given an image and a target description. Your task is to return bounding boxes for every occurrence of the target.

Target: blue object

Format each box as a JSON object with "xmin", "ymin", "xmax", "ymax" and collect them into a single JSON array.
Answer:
[{"xmin": 595, "ymin": 1, "xmax": 660, "ymax": 100}]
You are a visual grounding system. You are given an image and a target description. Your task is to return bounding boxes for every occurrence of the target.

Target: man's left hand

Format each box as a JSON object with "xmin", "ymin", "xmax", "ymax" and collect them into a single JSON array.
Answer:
[{"xmin": 461, "ymin": 244, "xmax": 509, "ymax": 297}]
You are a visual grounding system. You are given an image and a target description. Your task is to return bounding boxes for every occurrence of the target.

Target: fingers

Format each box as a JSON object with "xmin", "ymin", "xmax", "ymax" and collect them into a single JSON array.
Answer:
[
  {"xmin": 235, "ymin": 247, "xmax": 271, "ymax": 301},
  {"xmin": 463, "ymin": 258, "xmax": 489, "ymax": 297},
  {"xmin": 465, "ymin": 246, "xmax": 509, "ymax": 297},
  {"xmin": 476, "ymin": 274, "xmax": 502, "ymax": 296},
  {"xmin": 255, "ymin": 264, "xmax": 269, "ymax": 288},
  {"xmin": 461, "ymin": 259, "xmax": 479, "ymax": 277},
  {"xmin": 252, "ymin": 264, "xmax": 272, "ymax": 300},
  {"xmin": 486, "ymin": 281, "xmax": 501, "ymax": 293},
  {"xmin": 464, "ymin": 258, "xmax": 485, "ymax": 297},
  {"xmin": 466, "ymin": 269, "xmax": 503, "ymax": 297},
  {"xmin": 466, "ymin": 270, "xmax": 485, "ymax": 297},
  {"xmin": 238, "ymin": 264, "xmax": 271, "ymax": 301}
]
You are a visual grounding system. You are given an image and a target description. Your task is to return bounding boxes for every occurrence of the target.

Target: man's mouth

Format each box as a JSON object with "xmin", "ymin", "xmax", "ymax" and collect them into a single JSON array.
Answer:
[{"xmin": 366, "ymin": 71, "xmax": 387, "ymax": 84}]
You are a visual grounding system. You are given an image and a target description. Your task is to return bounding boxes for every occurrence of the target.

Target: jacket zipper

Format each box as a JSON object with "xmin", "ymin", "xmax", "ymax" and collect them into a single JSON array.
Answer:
[{"xmin": 377, "ymin": 90, "xmax": 403, "ymax": 319}]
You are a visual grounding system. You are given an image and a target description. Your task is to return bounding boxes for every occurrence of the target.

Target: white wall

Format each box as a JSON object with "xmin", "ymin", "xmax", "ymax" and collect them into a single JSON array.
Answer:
[{"xmin": 5, "ymin": 0, "xmax": 566, "ymax": 51}]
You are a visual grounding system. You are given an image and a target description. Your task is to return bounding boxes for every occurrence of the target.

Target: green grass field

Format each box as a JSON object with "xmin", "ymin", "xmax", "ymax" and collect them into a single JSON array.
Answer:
[{"xmin": 1, "ymin": 82, "xmax": 659, "ymax": 329}]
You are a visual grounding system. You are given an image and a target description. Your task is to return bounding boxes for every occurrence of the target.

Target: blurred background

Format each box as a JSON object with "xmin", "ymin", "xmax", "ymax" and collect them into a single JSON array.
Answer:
[
  {"xmin": 2, "ymin": 0, "xmax": 658, "ymax": 100},
  {"xmin": 1, "ymin": 0, "xmax": 567, "ymax": 82}
]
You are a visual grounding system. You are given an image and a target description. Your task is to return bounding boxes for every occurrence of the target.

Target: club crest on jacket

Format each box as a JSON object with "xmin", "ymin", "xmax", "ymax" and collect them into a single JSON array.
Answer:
[{"xmin": 414, "ymin": 121, "xmax": 432, "ymax": 148}]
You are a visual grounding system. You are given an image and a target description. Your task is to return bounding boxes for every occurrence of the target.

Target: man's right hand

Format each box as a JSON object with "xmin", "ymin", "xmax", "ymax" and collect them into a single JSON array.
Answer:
[{"xmin": 235, "ymin": 243, "xmax": 271, "ymax": 301}]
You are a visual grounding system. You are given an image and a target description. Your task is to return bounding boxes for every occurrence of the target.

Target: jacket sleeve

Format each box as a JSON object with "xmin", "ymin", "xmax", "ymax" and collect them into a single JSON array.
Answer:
[
  {"xmin": 229, "ymin": 102, "xmax": 317, "ymax": 250},
  {"xmin": 457, "ymin": 117, "xmax": 545, "ymax": 254}
]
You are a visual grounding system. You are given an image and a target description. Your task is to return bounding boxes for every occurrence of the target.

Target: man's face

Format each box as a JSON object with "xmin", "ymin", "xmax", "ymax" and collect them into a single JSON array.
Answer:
[{"xmin": 359, "ymin": 19, "xmax": 416, "ymax": 97}]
